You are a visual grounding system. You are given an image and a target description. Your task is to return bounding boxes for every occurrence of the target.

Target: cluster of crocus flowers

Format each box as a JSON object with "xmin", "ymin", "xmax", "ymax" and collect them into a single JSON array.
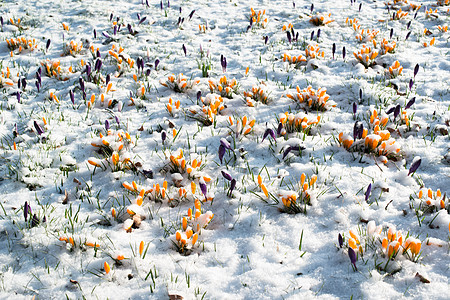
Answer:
[
  {"xmin": 278, "ymin": 173, "xmax": 317, "ymax": 214},
  {"xmin": 304, "ymin": 44, "xmax": 325, "ymax": 60},
  {"xmin": 108, "ymin": 44, "xmax": 135, "ymax": 73},
  {"xmin": 249, "ymin": 8, "xmax": 268, "ymax": 29},
  {"xmin": 63, "ymin": 40, "xmax": 84, "ymax": 56},
  {"xmin": 160, "ymin": 73, "xmax": 199, "ymax": 93},
  {"xmin": 6, "ymin": 37, "xmax": 38, "ymax": 54},
  {"xmin": 282, "ymin": 53, "xmax": 307, "ymax": 68},
  {"xmin": 382, "ymin": 226, "xmax": 421, "ymax": 262},
  {"xmin": 387, "ymin": 60, "xmax": 403, "ymax": 78},
  {"xmin": 88, "ymin": 128, "xmax": 134, "ymax": 172},
  {"xmin": 345, "ymin": 17, "xmax": 360, "ymax": 30},
  {"xmin": 166, "ymin": 97, "xmax": 181, "ymax": 116},
  {"xmin": 40, "ymin": 59, "xmax": 70, "ymax": 81},
  {"xmin": 391, "ymin": 8, "xmax": 409, "ymax": 20},
  {"xmin": 414, "ymin": 187, "xmax": 447, "ymax": 212},
  {"xmin": 437, "ymin": 0, "xmax": 450, "ymax": 5},
  {"xmin": 173, "ymin": 199, "xmax": 213, "ymax": 253},
  {"xmin": 342, "ymin": 221, "xmax": 422, "ymax": 271},
  {"xmin": 355, "ymin": 29, "xmax": 379, "ymax": 43},
  {"xmin": 277, "ymin": 111, "xmax": 321, "ymax": 135},
  {"xmin": 437, "ymin": 25, "xmax": 448, "ymax": 33},
  {"xmin": 189, "ymin": 93, "xmax": 225, "ymax": 125},
  {"xmin": 353, "ymin": 44, "xmax": 378, "ymax": 68},
  {"xmin": 309, "ymin": 13, "xmax": 334, "ymax": 26},
  {"xmin": 425, "ymin": 8, "xmax": 439, "ymax": 19},
  {"xmin": 339, "ymin": 118, "xmax": 400, "ymax": 162},
  {"xmin": 376, "ymin": 39, "xmax": 396, "ymax": 54},
  {"xmin": 243, "ymin": 84, "xmax": 270, "ymax": 106},
  {"xmin": 286, "ymin": 85, "xmax": 336, "ymax": 111},
  {"xmin": 423, "ymin": 37, "xmax": 436, "ymax": 47},
  {"xmin": 228, "ymin": 115, "xmax": 255, "ymax": 137},
  {"xmin": 208, "ymin": 76, "xmax": 239, "ymax": 99},
  {"xmin": 282, "ymin": 23, "xmax": 293, "ymax": 31},
  {"xmin": 0, "ymin": 68, "xmax": 14, "ymax": 88}
]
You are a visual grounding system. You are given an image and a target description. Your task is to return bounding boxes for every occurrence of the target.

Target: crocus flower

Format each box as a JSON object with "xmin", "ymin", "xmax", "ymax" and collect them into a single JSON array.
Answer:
[
  {"xmin": 405, "ymin": 97, "xmax": 415, "ymax": 109},
  {"xmin": 228, "ymin": 179, "xmax": 236, "ymax": 197},
  {"xmin": 46, "ymin": 39, "xmax": 51, "ymax": 50},
  {"xmin": 31, "ymin": 214, "xmax": 40, "ymax": 227},
  {"xmin": 348, "ymin": 247, "xmax": 357, "ymax": 270},
  {"xmin": 182, "ymin": 44, "xmax": 186, "ymax": 56},
  {"xmin": 262, "ymin": 128, "xmax": 276, "ymax": 142},
  {"xmin": 338, "ymin": 233, "xmax": 343, "ymax": 248},
  {"xmin": 24, "ymin": 201, "xmax": 29, "ymax": 222},
  {"xmin": 221, "ymin": 170, "xmax": 232, "ymax": 181},
  {"xmin": 414, "ymin": 64, "xmax": 419, "ymax": 77},
  {"xmin": 218, "ymin": 144, "xmax": 225, "ymax": 164},
  {"xmin": 408, "ymin": 157, "xmax": 421, "ymax": 176},
  {"xmin": 34, "ymin": 121, "xmax": 44, "ymax": 136},
  {"xmin": 189, "ymin": 10, "xmax": 195, "ymax": 20},
  {"xmin": 332, "ymin": 43, "xmax": 336, "ymax": 59},
  {"xmin": 365, "ymin": 183, "xmax": 372, "ymax": 202},
  {"xmin": 405, "ymin": 31, "xmax": 411, "ymax": 40}
]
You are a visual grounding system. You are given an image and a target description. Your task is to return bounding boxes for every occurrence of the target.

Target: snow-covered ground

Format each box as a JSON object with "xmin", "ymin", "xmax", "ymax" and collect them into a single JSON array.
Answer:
[{"xmin": 0, "ymin": 0, "xmax": 449, "ymax": 299}]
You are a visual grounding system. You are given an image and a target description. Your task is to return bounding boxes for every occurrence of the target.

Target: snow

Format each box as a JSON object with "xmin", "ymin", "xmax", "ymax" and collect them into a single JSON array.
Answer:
[{"xmin": 0, "ymin": 0, "xmax": 449, "ymax": 298}]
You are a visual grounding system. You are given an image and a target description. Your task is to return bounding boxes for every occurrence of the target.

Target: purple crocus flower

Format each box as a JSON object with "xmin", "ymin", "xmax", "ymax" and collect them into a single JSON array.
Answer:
[
  {"xmin": 365, "ymin": 183, "xmax": 372, "ymax": 202},
  {"xmin": 407, "ymin": 21, "xmax": 411, "ymax": 30},
  {"xmin": 196, "ymin": 91, "xmax": 202, "ymax": 101},
  {"xmin": 16, "ymin": 92, "xmax": 20, "ymax": 103},
  {"xmin": 21, "ymin": 78, "xmax": 26, "ymax": 89},
  {"xmin": 221, "ymin": 170, "xmax": 232, "ymax": 181},
  {"xmin": 220, "ymin": 138, "xmax": 231, "ymax": 150},
  {"xmin": 31, "ymin": 214, "xmax": 40, "ymax": 228},
  {"xmin": 182, "ymin": 44, "xmax": 186, "ymax": 56},
  {"xmin": 35, "ymin": 81, "xmax": 40, "ymax": 92},
  {"xmin": 262, "ymin": 128, "xmax": 276, "ymax": 142},
  {"xmin": 160, "ymin": 0, "xmax": 163, "ymax": 10},
  {"xmin": 189, "ymin": 10, "xmax": 195, "ymax": 20},
  {"xmin": 413, "ymin": 64, "xmax": 419, "ymax": 77},
  {"xmin": 405, "ymin": 97, "xmax": 415, "ymax": 109},
  {"xmin": 0, "ymin": 17, "xmax": 3, "ymax": 27},
  {"xmin": 310, "ymin": 3, "xmax": 314, "ymax": 13},
  {"xmin": 24, "ymin": 201, "xmax": 29, "ymax": 222},
  {"xmin": 106, "ymin": 74, "xmax": 110, "ymax": 85},
  {"xmin": 218, "ymin": 144, "xmax": 226, "ymax": 164},
  {"xmin": 332, "ymin": 43, "xmax": 336, "ymax": 59},
  {"xmin": 264, "ymin": 36, "xmax": 268, "ymax": 44},
  {"xmin": 338, "ymin": 233, "xmax": 343, "ymax": 248},
  {"xmin": 221, "ymin": 56, "xmax": 227, "ymax": 73},
  {"xmin": 348, "ymin": 248, "xmax": 357, "ymax": 271},
  {"xmin": 408, "ymin": 157, "xmax": 421, "ymax": 176},
  {"xmin": 115, "ymin": 115, "xmax": 120, "ymax": 125},
  {"xmin": 69, "ymin": 89, "xmax": 75, "ymax": 104},
  {"xmin": 93, "ymin": 29, "xmax": 97, "ymax": 39},
  {"xmin": 393, "ymin": 104, "xmax": 401, "ymax": 120},
  {"xmin": 343, "ymin": 46, "xmax": 346, "ymax": 59},
  {"xmin": 110, "ymin": 13, "xmax": 114, "ymax": 22},
  {"xmin": 277, "ymin": 122, "xmax": 283, "ymax": 136},
  {"xmin": 200, "ymin": 181, "xmax": 207, "ymax": 199},
  {"xmin": 161, "ymin": 131, "xmax": 167, "ymax": 143},
  {"xmin": 102, "ymin": 31, "xmax": 111, "ymax": 39},
  {"xmin": 105, "ymin": 120, "xmax": 110, "ymax": 131},
  {"xmin": 283, "ymin": 146, "xmax": 292, "ymax": 159},
  {"xmin": 285, "ymin": 31, "xmax": 291, "ymax": 43},
  {"xmin": 317, "ymin": 29, "xmax": 321, "ymax": 40},
  {"xmin": 155, "ymin": 59, "xmax": 160, "ymax": 70},
  {"xmin": 46, "ymin": 39, "xmax": 51, "ymax": 50},
  {"xmin": 34, "ymin": 121, "xmax": 44, "ymax": 136},
  {"xmin": 310, "ymin": 31, "xmax": 314, "ymax": 41},
  {"xmin": 358, "ymin": 3, "xmax": 362, "ymax": 12},
  {"xmin": 138, "ymin": 16, "xmax": 147, "ymax": 25},
  {"xmin": 86, "ymin": 64, "xmax": 91, "ymax": 78},
  {"xmin": 228, "ymin": 179, "xmax": 236, "ymax": 197},
  {"xmin": 409, "ymin": 79, "xmax": 414, "ymax": 91},
  {"xmin": 390, "ymin": 28, "xmax": 393, "ymax": 39},
  {"xmin": 353, "ymin": 102, "xmax": 357, "ymax": 116},
  {"xmin": 79, "ymin": 78, "xmax": 85, "ymax": 92},
  {"xmin": 405, "ymin": 31, "xmax": 411, "ymax": 41}
]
